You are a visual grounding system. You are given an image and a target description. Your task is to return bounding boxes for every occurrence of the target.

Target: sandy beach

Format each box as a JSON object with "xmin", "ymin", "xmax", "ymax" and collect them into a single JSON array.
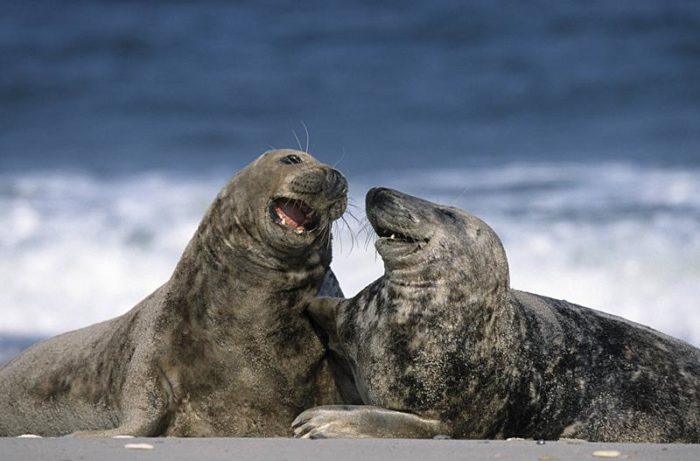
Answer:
[{"xmin": 1, "ymin": 437, "xmax": 698, "ymax": 461}]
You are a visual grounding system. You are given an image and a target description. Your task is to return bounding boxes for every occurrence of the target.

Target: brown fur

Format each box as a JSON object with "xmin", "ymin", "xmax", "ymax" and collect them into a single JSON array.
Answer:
[{"xmin": 0, "ymin": 150, "xmax": 347, "ymax": 437}]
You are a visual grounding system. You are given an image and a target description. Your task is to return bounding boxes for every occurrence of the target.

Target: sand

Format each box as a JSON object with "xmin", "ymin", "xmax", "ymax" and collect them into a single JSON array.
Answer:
[{"xmin": 1, "ymin": 437, "xmax": 698, "ymax": 461}]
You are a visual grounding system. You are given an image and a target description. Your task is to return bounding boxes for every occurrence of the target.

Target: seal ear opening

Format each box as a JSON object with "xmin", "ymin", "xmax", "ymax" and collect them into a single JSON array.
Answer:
[{"xmin": 439, "ymin": 208, "xmax": 459, "ymax": 223}]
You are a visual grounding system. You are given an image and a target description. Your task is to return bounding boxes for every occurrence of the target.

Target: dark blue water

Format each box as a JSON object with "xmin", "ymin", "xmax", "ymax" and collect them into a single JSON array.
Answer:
[
  {"xmin": 1, "ymin": 0, "xmax": 699, "ymax": 176},
  {"xmin": 0, "ymin": 334, "xmax": 42, "ymax": 365}
]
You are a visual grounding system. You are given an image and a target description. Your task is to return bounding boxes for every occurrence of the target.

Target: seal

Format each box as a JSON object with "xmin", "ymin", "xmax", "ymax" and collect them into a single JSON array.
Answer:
[
  {"xmin": 294, "ymin": 187, "xmax": 700, "ymax": 442},
  {"xmin": 0, "ymin": 149, "xmax": 348, "ymax": 437}
]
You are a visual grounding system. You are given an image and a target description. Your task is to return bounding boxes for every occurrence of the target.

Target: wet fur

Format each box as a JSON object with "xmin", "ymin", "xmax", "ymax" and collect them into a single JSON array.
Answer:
[
  {"xmin": 0, "ymin": 150, "xmax": 347, "ymax": 437},
  {"xmin": 297, "ymin": 188, "xmax": 700, "ymax": 442}
]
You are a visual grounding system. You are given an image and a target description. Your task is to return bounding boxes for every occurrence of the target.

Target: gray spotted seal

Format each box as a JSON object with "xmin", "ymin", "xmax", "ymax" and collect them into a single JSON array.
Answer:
[
  {"xmin": 0, "ymin": 149, "xmax": 348, "ymax": 437},
  {"xmin": 294, "ymin": 187, "xmax": 700, "ymax": 442}
]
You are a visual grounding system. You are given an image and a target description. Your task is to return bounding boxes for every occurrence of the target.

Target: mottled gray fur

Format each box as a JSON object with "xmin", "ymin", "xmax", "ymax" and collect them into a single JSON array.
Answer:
[
  {"xmin": 0, "ymin": 150, "xmax": 347, "ymax": 437},
  {"xmin": 295, "ymin": 187, "xmax": 700, "ymax": 442}
]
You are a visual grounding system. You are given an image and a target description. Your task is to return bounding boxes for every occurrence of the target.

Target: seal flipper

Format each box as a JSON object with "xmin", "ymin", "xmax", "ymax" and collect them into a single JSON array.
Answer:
[
  {"xmin": 67, "ymin": 357, "xmax": 173, "ymax": 437},
  {"xmin": 292, "ymin": 405, "xmax": 450, "ymax": 439},
  {"xmin": 307, "ymin": 296, "xmax": 347, "ymax": 346},
  {"xmin": 307, "ymin": 294, "xmax": 362, "ymax": 404},
  {"xmin": 312, "ymin": 271, "xmax": 346, "ymax": 344}
]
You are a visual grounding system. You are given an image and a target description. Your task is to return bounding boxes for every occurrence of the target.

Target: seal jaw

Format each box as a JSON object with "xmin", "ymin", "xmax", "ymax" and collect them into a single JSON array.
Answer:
[
  {"xmin": 373, "ymin": 226, "xmax": 429, "ymax": 258},
  {"xmin": 374, "ymin": 225, "xmax": 426, "ymax": 245},
  {"xmin": 373, "ymin": 223, "xmax": 429, "ymax": 258},
  {"xmin": 366, "ymin": 188, "xmax": 432, "ymax": 257}
]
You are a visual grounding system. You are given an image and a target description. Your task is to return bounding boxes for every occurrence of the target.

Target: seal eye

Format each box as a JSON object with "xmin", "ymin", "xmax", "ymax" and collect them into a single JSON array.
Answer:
[
  {"xmin": 281, "ymin": 154, "xmax": 303, "ymax": 165},
  {"xmin": 440, "ymin": 209, "xmax": 458, "ymax": 222}
]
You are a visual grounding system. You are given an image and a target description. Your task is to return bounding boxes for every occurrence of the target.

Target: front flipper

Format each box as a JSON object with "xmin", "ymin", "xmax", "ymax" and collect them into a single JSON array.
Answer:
[
  {"xmin": 67, "ymin": 411, "xmax": 166, "ymax": 437},
  {"xmin": 69, "ymin": 359, "xmax": 172, "ymax": 437},
  {"xmin": 292, "ymin": 405, "xmax": 451, "ymax": 439},
  {"xmin": 306, "ymin": 297, "xmax": 346, "ymax": 346}
]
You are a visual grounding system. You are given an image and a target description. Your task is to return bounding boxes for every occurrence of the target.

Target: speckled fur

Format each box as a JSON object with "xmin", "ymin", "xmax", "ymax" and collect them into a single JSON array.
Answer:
[
  {"xmin": 0, "ymin": 150, "xmax": 347, "ymax": 437},
  {"xmin": 296, "ymin": 187, "xmax": 700, "ymax": 442}
]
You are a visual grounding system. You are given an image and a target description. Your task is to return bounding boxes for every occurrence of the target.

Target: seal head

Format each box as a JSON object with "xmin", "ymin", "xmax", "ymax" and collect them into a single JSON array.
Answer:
[
  {"xmin": 204, "ymin": 149, "xmax": 348, "ymax": 268},
  {"xmin": 367, "ymin": 186, "xmax": 509, "ymax": 301}
]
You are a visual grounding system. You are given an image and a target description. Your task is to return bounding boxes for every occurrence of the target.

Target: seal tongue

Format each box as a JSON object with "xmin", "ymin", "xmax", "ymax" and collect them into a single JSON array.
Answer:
[{"xmin": 277, "ymin": 202, "xmax": 306, "ymax": 228}]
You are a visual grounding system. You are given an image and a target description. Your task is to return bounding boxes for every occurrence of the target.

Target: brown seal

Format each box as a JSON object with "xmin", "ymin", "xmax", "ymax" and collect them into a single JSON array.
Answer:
[
  {"xmin": 0, "ymin": 149, "xmax": 348, "ymax": 437},
  {"xmin": 294, "ymin": 187, "xmax": 700, "ymax": 442}
]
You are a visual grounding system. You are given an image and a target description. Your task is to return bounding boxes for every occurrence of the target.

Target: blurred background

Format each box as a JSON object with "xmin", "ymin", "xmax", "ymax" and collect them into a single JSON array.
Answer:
[{"xmin": 1, "ymin": 0, "xmax": 699, "ymax": 362}]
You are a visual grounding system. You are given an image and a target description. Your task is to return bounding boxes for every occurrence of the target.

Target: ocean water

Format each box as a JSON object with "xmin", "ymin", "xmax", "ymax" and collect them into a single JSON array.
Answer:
[
  {"xmin": 2, "ymin": 163, "xmax": 700, "ymax": 354},
  {"xmin": 1, "ymin": 0, "xmax": 700, "ymax": 361}
]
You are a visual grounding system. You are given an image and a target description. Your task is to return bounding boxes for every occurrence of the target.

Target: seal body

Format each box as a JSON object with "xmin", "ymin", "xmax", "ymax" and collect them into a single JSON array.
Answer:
[
  {"xmin": 295, "ymin": 187, "xmax": 700, "ymax": 442},
  {"xmin": 0, "ymin": 149, "xmax": 348, "ymax": 437}
]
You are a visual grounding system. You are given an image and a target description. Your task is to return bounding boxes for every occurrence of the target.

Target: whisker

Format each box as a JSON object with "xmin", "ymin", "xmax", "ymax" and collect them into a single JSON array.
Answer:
[
  {"xmin": 333, "ymin": 148, "xmax": 346, "ymax": 169},
  {"xmin": 451, "ymin": 185, "xmax": 470, "ymax": 207},
  {"xmin": 358, "ymin": 219, "xmax": 372, "ymax": 237},
  {"xmin": 292, "ymin": 129, "xmax": 303, "ymax": 152},
  {"xmin": 301, "ymin": 121, "xmax": 310, "ymax": 153},
  {"xmin": 324, "ymin": 222, "xmax": 333, "ymax": 253},
  {"xmin": 332, "ymin": 215, "xmax": 351, "ymax": 255},
  {"xmin": 343, "ymin": 208, "xmax": 362, "ymax": 225},
  {"xmin": 340, "ymin": 215, "xmax": 357, "ymax": 253},
  {"xmin": 362, "ymin": 221, "xmax": 375, "ymax": 250},
  {"xmin": 364, "ymin": 234, "xmax": 373, "ymax": 251},
  {"xmin": 332, "ymin": 220, "xmax": 343, "ymax": 253}
]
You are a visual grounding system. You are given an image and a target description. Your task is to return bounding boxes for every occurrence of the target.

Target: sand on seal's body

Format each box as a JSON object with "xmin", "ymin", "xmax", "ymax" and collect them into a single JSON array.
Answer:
[
  {"xmin": 295, "ymin": 187, "xmax": 700, "ymax": 442},
  {"xmin": 0, "ymin": 149, "xmax": 348, "ymax": 437}
]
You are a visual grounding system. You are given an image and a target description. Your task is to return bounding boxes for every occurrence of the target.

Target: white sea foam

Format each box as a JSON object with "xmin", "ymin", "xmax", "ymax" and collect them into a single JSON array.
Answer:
[{"xmin": 1, "ymin": 163, "xmax": 699, "ymax": 347}]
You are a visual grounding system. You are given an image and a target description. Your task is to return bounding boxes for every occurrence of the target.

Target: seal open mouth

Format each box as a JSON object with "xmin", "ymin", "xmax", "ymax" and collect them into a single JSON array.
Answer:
[
  {"xmin": 374, "ymin": 225, "xmax": 425, "ymax": 244},
  {"xmin": 270, "ymin": 198, "xmax": 320, "ymax": 234}
]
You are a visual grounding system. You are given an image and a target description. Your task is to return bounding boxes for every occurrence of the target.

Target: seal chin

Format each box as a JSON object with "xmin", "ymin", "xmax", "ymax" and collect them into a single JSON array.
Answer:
[
  {"xmin": 269, "ymin": 197, "xmax": 321, "ymax": 235},
  {"xmin": 366, "ymin": 187, "xmax": 431, "ymax": 259}
]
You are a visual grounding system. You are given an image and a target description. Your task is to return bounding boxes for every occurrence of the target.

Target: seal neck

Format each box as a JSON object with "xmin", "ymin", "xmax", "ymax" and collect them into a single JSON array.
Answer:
[
  {"xmin": 166, "ymin": 211, "xmax": 329, "ymax": 324},
  {"xmin": 189, "ymin": 195, "xmax": 331, "ymax": 275},
  {"xmin": 381, "ymin": 264, "xmax": 513, "ymax": 339}
]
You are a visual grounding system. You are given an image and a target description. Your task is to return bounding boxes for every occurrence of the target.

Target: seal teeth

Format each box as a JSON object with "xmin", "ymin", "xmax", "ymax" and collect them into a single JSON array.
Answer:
[
  {"xmin": 270, "ymin": 197, "xmax": 319, "ymax": 234},
  {"xmin": 278, "ymin": 210, "xmax": 306, "ymax": 234},
  {"xmin": 390, "ymin": 234, "xmax": 396, "ymax": 239}
]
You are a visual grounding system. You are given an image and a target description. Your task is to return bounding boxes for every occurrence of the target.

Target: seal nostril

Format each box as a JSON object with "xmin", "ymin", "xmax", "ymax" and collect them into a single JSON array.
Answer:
[
  {"xmin": 365, "ymin": 187, "xmax": 397, "ymax": 208},
  {"xmin": 325, "ymin": 169, "xmax": 348, "ymax": 199}
]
